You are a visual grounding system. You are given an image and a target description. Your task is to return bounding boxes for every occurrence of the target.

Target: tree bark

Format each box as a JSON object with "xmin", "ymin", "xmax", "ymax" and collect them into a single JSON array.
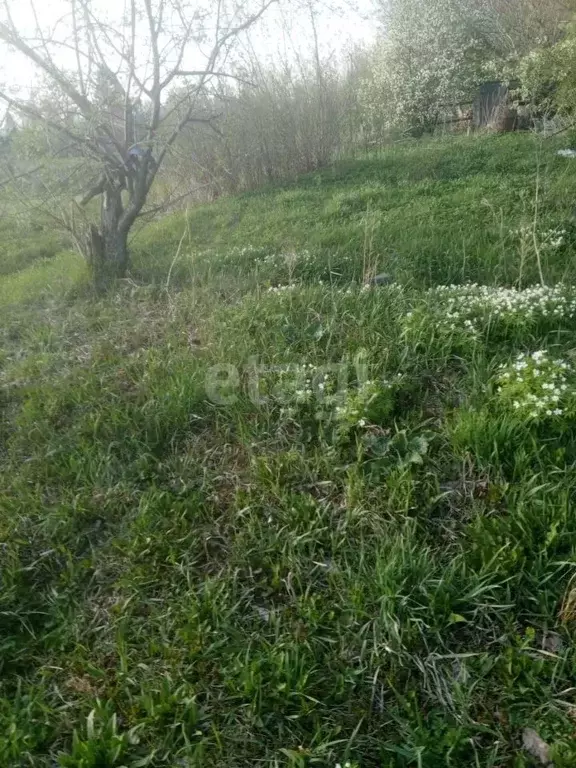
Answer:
[{"xmin": 84, "ymin": 182, "xmax": 129, "ymax": 293}]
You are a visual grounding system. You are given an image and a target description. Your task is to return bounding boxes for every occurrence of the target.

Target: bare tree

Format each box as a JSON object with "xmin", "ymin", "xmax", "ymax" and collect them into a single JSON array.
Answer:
[{"xmin": 0, "ymin": 0, "xmax": 275, "ymax": 290}]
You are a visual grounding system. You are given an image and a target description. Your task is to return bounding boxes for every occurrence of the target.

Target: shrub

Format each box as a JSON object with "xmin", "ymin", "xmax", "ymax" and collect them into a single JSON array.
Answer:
[{"xmin": 519, "ymin": 25, "xmax": 576, "ymax": 116}]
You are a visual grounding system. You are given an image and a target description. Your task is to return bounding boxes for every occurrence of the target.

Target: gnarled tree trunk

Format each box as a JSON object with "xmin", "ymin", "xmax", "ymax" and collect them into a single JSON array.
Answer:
[{"xmin": 84, "ymin": 183, "xmax": 129, "ymax": 293}]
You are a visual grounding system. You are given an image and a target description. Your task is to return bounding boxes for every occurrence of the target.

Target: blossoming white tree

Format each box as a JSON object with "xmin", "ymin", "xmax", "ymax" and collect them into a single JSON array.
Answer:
[
  {"xmin": 360, "ymin": 0, "xmax": 486, "ymax": 136},
  {"xmin": 362, "ymin": 0, "xmax": 574, "ymax": 137}
]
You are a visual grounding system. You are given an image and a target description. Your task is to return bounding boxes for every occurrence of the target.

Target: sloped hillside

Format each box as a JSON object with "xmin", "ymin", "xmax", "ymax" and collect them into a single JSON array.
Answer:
[{"xmin": 2, "ymin": 133, "xmax": 576, "ymax": 766}]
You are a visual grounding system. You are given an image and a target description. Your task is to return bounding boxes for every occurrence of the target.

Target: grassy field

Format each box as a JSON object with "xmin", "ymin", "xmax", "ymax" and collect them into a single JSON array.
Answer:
[{"xmin": 3, "ymin": 133, "xmax": 576, "ymax": 766}]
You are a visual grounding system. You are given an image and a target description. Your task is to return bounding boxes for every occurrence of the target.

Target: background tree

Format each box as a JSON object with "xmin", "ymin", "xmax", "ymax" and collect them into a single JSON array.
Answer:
[
  {"xmin": 468, "ymin": 0, "xmax": 574, "ymax": 55},
  {"xmin": 157, "ymin": 0, "xmax": 371, "ymax": 200},
  {"xmin": 363, "ymin": 0, "xmax": 576, "ymax": 137},
  {"xmin": 0, "ymin": 0, "xmax": 275, "ymax": 290},
  {"xmin": 360, "ymin": 0, "xmax": 486, "ymax": 137},
  {"xmin": 518, "ymin": 17, "xmax": 576, "ymax": 118}
]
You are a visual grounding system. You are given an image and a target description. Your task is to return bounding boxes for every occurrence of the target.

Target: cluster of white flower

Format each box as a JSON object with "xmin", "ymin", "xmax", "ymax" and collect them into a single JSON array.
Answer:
[
  {"xmin": 266, "ymin": 363, "xmax": 401, "ymax": 433},
  {"xmin": 194, "ymin": 244, "xmax": 270, "ymax": 267},
  {"xmin": 360, "ymin": 280, "xmax": 403, "ymax": 294},
  {"xmin": 497, "ymin": 350, "xmax": 574, "ymax": 419},
  {"xmin": 266, "ymin": 284, "xmax": 300, "ymax": 294},
  {"xmin": 265, "ymin": 281, "xmax": 335, "ymax": 295},
  {"xmin": 334, "ymin": 379, "xmax": 379, "ymax": 426},
  {"xmin": 334, "ymin": 375, "xmax": 402, "ymax": 429},
  {"xmin": 257, "ymin": 249, "xmax": 314, "ymax": 267},
  {"xmin": 511, "ymin": 226, "xmax": 567, "ymax": 251},
  {"xmin": 264, "ymin": 282, "xmax": 404, "ymax": 297},
  {"xmin": 289, "ymin": 363, "xmax": 334, "ymax": 403},
  {"xmin": 412, "ymin": 283, "xmax": 576, "ymax": 336},
  {"xmin": 541, "ymin": 227, "xmax": 567, "ymax": 251},
  {"xmin": 234, "ymin": 245, "xmax": 262, "ymax": 257},
  {"xmin": 271, "ymin": 364, "xmax": 340, "ymax": 418}
]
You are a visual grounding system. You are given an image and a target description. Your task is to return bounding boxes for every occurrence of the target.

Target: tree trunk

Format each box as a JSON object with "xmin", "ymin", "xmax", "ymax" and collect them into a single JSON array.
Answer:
[{"xmin": 84, "ymin": 184, "xmax": 129, "ymax": 293}]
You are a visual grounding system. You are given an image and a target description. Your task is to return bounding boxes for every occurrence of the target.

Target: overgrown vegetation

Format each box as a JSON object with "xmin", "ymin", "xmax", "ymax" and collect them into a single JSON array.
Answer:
[
  {"xmin": 4, "ymin": 0, "xmax": 576, "ymax": 290},
  {"xmin": 2, "ymin": 133, "xmax": 576, "ymax": 766}
]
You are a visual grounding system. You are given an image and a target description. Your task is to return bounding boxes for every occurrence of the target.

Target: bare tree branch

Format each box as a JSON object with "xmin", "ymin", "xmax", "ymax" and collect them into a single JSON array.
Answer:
[
  {"xmin": 78, "ymin": 174, "xmax": 106, "ymax": 206},
  {"xmin": 70, "ymin": 0, "xmax": 85, "ymax": 96},
  {"xmin": 173, "ymin": 70, "xmax": 258, "ymax": 87},
  {"xmin": 155, "ymin": 0, "xmax": 278, "ymax": 171},
  {"xmin": 0, "ymin": 21, "xmax": 91, "ymax": 117}
]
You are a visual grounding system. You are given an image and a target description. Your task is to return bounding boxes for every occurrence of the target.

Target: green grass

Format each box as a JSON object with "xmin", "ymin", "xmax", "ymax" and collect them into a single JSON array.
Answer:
[
  {"xmin": 131, "ymin": 133, "xmax": 576, "ymax": 289},
  {"xmin": 3, "ymin": 133, "xmax": 576, "ymax": 766},
  {"xmin": 0, "ymin": 215, "xmax": 66, "ymax": 277}
]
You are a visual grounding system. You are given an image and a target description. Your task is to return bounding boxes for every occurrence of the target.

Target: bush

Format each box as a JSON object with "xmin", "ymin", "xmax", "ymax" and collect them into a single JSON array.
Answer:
[
  {"xmin": 519, "ymin": 25, "xmax": 576, "ymax": 116},
  {"xmin": 361, "ymin": 0, "xmax": 505, "ymax": 137}
]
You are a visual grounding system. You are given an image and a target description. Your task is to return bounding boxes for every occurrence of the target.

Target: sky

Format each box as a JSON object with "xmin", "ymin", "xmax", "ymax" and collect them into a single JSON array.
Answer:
[
  {"xmin": 0, "ymin": 0, "xmax": 379, "ymax": 96},
  {"xmin": 248, "ymin": 1, "xmax": 378, "ymax": 63}
]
